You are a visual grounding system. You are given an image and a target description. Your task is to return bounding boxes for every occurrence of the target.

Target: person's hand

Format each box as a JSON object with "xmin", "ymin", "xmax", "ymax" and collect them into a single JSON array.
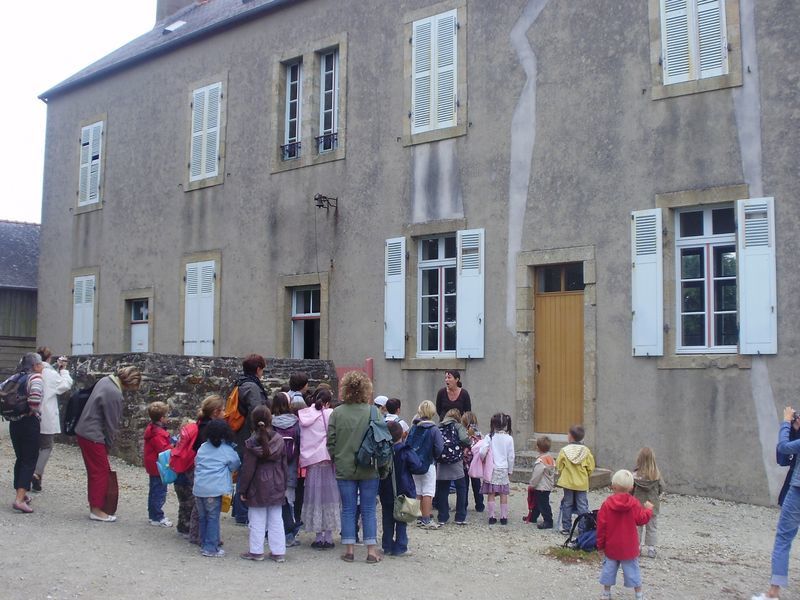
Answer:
[
  {"xmin": 644, "ymin": 500, "xmax": 654, "ymax": 510},
  {"xmin": 784, "ymin": 407, "xmax": 795, "ymax": 423}
]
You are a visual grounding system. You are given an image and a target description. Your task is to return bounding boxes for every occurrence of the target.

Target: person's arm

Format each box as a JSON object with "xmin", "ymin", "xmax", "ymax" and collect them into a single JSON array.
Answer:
[
  {"xmin": 776, "ymin": 411, "xmax": 800, "ymax": 455},
  {"xmin": 595, "ymin": 505, "xmax": 607, "ymax": 551},
  {"xmin": 53, "ymin": 368, "xmax": 73, "ymax": 395},
  {"xmin": 435, "ymin": 390, "xmax": 444, "ymax": 421},
  {"xmin": 432, "ymin": 426, "xmax": 445, "ymax": 458},
  {"xmin": 635, "ymin": 503, "xmax": 654, "ymax": 526},
  {"xmin": 227, "ymin": 445, "xmax": 242, "ymax": 473},
  {"xmin": 238, "ymin": 452, "xmax": 255, "ymax": 499},
  {"xmin": 326, "ymin": 411, "xmax": 337, "ymax": 457},
  {"xmin": 457, "ymin": 423, "xmax": 470, "ymax": 446},
  {"xmin": 585, "ymin": 450, "xmax": 596, "ymax": 476},
  {"xmin": 479, "ymin": 436, "xmax": 490, "ymax": 459},
  {"xmin": 529, "ymin": 461, "xmax": 545, "ymax": 488},
  {"xmin": 26, "ymin": 374, "xmax": 44, "ymax": 414},
  {"xmin": 103, "ymin": 391, "xmax": 124, "ymax": 447},
  {"xmin": 507, "ymin": 436, "xmax": 515, "ymax": 475},
  {"xmin": 462, "ymin": 389, "xmax": 471, "ymax": 414}
]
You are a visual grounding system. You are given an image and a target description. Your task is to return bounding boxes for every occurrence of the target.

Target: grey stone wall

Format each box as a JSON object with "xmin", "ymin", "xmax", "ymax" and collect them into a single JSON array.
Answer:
[{"xmin": 57, "ymin": 353, "xmax": 337, "ymax": 465}]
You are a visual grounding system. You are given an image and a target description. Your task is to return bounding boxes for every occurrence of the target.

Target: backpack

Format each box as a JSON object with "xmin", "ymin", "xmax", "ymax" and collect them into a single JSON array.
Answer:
[
  {"xmin": 438, "ymin": 421, "xmax": 463, "ymax": 464},
  {"xmin": 63, "ymin": 382, "xmax": 97, "ymax": 435},
  {"xmin": 223, "ymin": 386, "xmax": 245, "ymax": 432},
  {"xmin": 407, "ymin": 423, "xmax": 435, "ymax": 471},
  {"xmin": 273, "ymin": 423, "xmax": 299, "ymax": 463},
  {"xmin": 0, "ymin": 372, "xmax": 30, "ymax": 420},
  {"xmin": 563, "ymin": 510, "xmax": 599, "ymax": 551},
  {"xmin": 356, "ymin": 405, "xmax": 394, "ymax": 478}
]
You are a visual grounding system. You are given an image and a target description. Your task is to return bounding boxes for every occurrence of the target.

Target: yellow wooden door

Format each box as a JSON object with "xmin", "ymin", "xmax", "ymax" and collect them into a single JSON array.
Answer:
[{"xmin": 534, "ymin": 289, "xmax": 584, "ymax": 433}]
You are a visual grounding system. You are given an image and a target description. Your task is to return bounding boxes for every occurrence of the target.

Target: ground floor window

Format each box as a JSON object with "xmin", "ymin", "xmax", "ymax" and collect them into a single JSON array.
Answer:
[{"xmin": 292, "ymin": 286, "xmax": 320, "ymax": 359}]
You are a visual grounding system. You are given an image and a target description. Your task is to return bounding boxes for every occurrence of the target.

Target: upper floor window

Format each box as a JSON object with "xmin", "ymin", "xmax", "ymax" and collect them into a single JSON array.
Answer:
[
  {"xmin": 660, "ymin": 0, "xmax": 728, "ymax": 85},
  {"xmin": 283, "ymin": 60, "xmax": 303, "ymax": 160},
  {"xmin": 190, "ymin": 82, "xmax": 222, "ymax": 182},
  {"xmin": 411, "ymin": 9, "xmax": 457, "ymax": 134},
  {"xmin": 317, "ymin": 50, "xmax": 339, "ymax": 153},
  {"xmin": 78, "ymin": 121, "xmax": 103, "ymax": 206}
]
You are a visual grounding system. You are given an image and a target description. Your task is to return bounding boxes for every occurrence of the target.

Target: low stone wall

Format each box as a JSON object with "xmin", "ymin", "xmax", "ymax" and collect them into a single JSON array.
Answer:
[{"xmin": 57, "ymin": 353, "xmax": 338, "ymax": 465}]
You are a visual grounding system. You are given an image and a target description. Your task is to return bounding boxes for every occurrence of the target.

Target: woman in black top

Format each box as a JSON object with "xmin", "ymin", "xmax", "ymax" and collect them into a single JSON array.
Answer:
[{"xmin": 435, "ymin": 370, "xmax": 471, "ymax": 422}]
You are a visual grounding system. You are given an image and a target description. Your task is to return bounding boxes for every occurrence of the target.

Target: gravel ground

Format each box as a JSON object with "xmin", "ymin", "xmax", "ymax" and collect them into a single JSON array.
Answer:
[{"xmin": 1, "ymin": 424, "xmax": 796, "ymax": 600}]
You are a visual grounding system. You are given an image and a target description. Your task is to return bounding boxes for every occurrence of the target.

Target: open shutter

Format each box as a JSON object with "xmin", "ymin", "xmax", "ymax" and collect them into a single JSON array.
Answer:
[
  {"xmin": 456, "ymin": 228, "xmax": 484, "ymax": 359},
  {"xmin": 411, "ymin": 17, "xmax": 433, "ymax": 134},
  {"xmin": 189, "ymin": 88, "xmax": 206, "ymax": 181},
  {"xmin": 184, "ymin": 260, "xmax": 215, "ymax": 356},
  {"xmin": 72, "ymin": 275, "xmax": 95, "ymax": 355},
  {"xmin": 697, "ymin": 0, "xmax": 727, "ymax": 78},
  {"xmin": 384, "ymin": 237, "xmax": 406, "ymax": 359},
  {"xmin": 661, "ymin": 0, "xmax": 691, "ymax": 84},
  {"xmin": 435, "ymin": 10, "xmax": 457, "ymax": 129},
  {"xmin": 204, "ymin": 83, "xmax": 221, "ymax": 178},
  {"xmin": 631, "ymin": 209, "xmax": 663, "ymax": 356},
  {"xmin": 184, "ymin": 263, "xmax": 200, "ymax": 354},
  {"xmin": 737, "ymin": 197, "xmax": 777, "ymax": 354},
  {"xmin": 78, "ymin": 122, "xmax": 102, "ymax": 205}
]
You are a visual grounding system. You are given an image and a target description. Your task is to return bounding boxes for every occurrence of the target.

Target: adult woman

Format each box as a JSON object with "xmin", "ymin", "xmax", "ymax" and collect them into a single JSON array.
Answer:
[
  {"xmin": 435, "ymin": 370, "xmax": 471, "ymax": 422},
  {"xmin": 8, "ymin": 353, "xmax": 44, "ymax": 513},
  {"xmin": 752, "ymin": 407, "xmax": 800, "ymax": 600},
  {"xmin": 298, "ymin": 387, "xmax": 340, "ymax": 549},
  {"xmin": 74, "ymin": 365, "xmax": 142, "ymax": 522},
  {"xmin": 327, "ymin": 371, "xmax": 381, "ymax": 564},
  {"xmin": 32, "ymin": 347, "xmax": 73, "ymax": 493}
]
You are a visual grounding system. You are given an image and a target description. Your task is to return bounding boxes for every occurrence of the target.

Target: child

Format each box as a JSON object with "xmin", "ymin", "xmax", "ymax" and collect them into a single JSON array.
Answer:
[
  {"xmin": 633, "ymin": 447, "xmax": 665, "ymax": 558},
  {"xmin": 479, "ymin": 413, "xmax": 515, "ymax": 525},
  {"xmin": 272, "ymin": 392, "xmax": 301, "ymax": 547},
  {"xmin": 407, "ymin": 400, "xmax": 444, "ymax": 528},
  {"xmin": 524, "ymin": 435, "xmax": 556, "ymax": 529},
  {"xmin": 596, "ymin": 469, "xmax": 654, "ymax": 600},
  {"xmin": 434, "ymin": 408, "xmax": 471, "ymax": 525},
  {"xmin": 384, "ymin": 398, "xmax": 410, "ymax": 437},
  {"xmin": 193, "ymin": 419, "xmax": 241, "ymax": 557},
  {"xmin": 239, "ymin": 405, "xmax": 288, "ymax": 562},
  {"xmin": 461, "ymin": 411, "xmax": 484, "ymax": 513},
  {"xmin": 556, "ymin": 424, "xmax": 595, "ymax": 534},
  {"xmin": 379, "ymin": 420, "xmax": 425, "ymax": 556},
  {"xmin": 143, "ymin": 401, "xmax": 174, "ymax": 527}
]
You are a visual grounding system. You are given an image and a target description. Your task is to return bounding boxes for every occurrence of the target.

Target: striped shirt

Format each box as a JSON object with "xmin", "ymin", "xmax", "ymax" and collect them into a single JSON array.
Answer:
[{"xmin": 26, "ymin": 372, "xmax": 44, "ymax": 415}]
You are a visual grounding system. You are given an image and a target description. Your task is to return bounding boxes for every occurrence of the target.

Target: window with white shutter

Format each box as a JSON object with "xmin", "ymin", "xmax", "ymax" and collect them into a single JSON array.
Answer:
[
  {"xmin": 72, "ymin": 275, "xmax": 96, "ymax": 355},
  {"xmin": 411, "ymin": 9, "xmax": 457, "ymax": 134},
  {"xmin": 631, "ymin": 209, "xmax": 664, "ymax": 356},
  {"xmin": 660, "ymin": 0, "xmax": 728, "ymax": 85},
  {"xmin": 384, "ymin": 237, "xmax": 406, "ymax": 359},
  {"xmin": 184, "ymin": 260, "xmax": 215, "ymax": 356},
  {"xmin": 189, "ymin": 83, "xmax": 222, "ymax": 182},
  {"xmin": 78, "ymin": 122, "xmax": 103, "ymax": 206}
]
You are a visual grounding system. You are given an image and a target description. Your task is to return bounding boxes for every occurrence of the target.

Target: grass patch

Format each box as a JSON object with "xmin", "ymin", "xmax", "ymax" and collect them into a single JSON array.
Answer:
[{"xmin": 544, "ymin": 546, "xmax": 603, "ymax": 565}]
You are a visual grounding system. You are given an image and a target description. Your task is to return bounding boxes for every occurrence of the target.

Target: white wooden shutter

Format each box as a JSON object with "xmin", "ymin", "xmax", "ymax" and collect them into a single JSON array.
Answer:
[
  {"xmin": 456, "ymin": 228, "xmax": 484, "ymax": 359},
  {"xmin": 661, "ymin": 0, "xmax": 691, "ymax": 84},
  {"xmin": 411, "ymin": 17, "xmax": 433, "ymax": 134},
  {"xmin": 697, "ymin": 0, "xmax": 727, "ymax": 79},
  {"xmin": 189, "ymin": 83, "xmax": 221, "ymax": 181},
  {"xmin": 631, "ymin": 209, "xmax": 664, "ymax": 356},
  {"xmin": 72, "ymin": 275, "xmax": 95, "ymax": 355},
  {"xmin": 184, "ymin": 260, "xmax": 215, "ymax": 356},
  {"xmin": 78, "ymin": 122, "xmax": 103, "ymax": 206},
  {"xmin": 435, "ymin": 10, "xmax": 457, "ymax": 129},
  {"xmin": 384, "ymin": 237, "xmax": 406, "ymax": 359},
  {"xmin": 737, "ymin": 197, "xmax": 777, "ymax": 354}
]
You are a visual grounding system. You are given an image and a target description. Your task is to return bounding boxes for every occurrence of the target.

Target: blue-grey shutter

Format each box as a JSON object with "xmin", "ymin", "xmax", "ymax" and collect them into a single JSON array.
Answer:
[
  {"xmin": 384, "ymin": 237, "xmax": 406, "ymax": 359},
  {"xmin": 456, "ymin": 228, "xmax": 484, "ymax": 359},
  {"xmin": 631, "ymin": 209, "xmax": 664, "ymax": 356}
]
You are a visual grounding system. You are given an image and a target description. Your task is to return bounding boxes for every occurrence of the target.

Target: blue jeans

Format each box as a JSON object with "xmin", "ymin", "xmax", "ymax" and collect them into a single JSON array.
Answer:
[
  {"xmin": 560, "ymin": 489, "xmax": 590, "ymax": 532},
  {"xmin": 771, "ymin": 484, "xmax": 800, "ymax": 587},
  {"xmin": 434, "ymin": 476, "xmax": 468, "ymax": 523},
  {"xmin": 337, "ymin": 478, "xmax": 378, "ymax": 546},
  {"xmin": 195, "ymin": 496, "xmax": 222, "ymax": 554},
  {"xmin": 233, "ymin": 478, "xmax": 248, "ymax": 524},
  {"xmin": 148, "ymin": 475, "xmax": 167, "ymax": 521},
  {"xmin": 378, "ymin": 480, "xmax": 408, "ymax": 555},
  {"xmin": 599, "ymin": 557, "xmax": 642, "ymax": 588}
]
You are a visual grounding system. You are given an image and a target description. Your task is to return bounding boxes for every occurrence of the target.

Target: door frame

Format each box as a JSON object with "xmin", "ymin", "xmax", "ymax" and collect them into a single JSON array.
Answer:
[{"xmin": 514, "ymin": 246, "xmax": 597, "ymax": 445}]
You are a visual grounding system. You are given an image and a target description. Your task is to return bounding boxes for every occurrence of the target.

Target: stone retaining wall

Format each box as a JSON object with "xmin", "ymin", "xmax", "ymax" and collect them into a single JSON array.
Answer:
[{"xmin": 57, "ymin": 353, "xmax": 338, "ymax": 465}]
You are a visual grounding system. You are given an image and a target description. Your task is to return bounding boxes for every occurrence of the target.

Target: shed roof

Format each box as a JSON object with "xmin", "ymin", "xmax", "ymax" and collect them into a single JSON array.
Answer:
[
  {"xmin": 0, "ymin": 221, "xmax": 40, "ymax": 290},
  {"xmin": 40, "ymin": 0, "xmax": 301, "ymax": 101}
]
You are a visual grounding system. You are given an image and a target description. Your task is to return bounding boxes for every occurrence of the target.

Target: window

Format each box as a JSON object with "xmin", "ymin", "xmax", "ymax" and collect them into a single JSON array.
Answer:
[
  {"xmin": 129, "ymin": 299, "xmax": 150, "ymax": 353},
  {"xmin": 184, "ymin": 260, "xmax": 215, "ymax": 356},
  {"xmin": 292, "ymin": 286, "xmax": 321, "ymax": 359},
  {"xmin": 72, "ymin": 275, "xmax": 95, "ymax": 355},
  {"xmin": 317, "ymin": 50, "xmax": 339, "ymax": 153},
  {"xmin": 78, "ymin": 121, "xmax": 103, "ymax": 206},
  {"xmin": 418, "ymin": 235, "xmax": 457, "ymax": 354},
  {"xmin": 411, "ymin": 9, "xmax": 457, "ymax": 134},
  {"xmin": 537, "ymin": 264, "xmax": 586, "ymax": 293},
  {"xmin": 283, "ymin": 61, "xmax": 302, "ymax": 160},
  {"xmin": 660, "ymin": 0, "xmax": 728, "ymax": 85},
  {"xmin": 189, "ymin": 82, "xmax": 223, "ymax": 182}
]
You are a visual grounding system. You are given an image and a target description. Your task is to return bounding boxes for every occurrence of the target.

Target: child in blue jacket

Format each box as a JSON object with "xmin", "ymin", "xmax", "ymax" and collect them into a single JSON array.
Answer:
[{"xmin": 379, "ymin": 421, "xmax": 426, "ymax": 557}]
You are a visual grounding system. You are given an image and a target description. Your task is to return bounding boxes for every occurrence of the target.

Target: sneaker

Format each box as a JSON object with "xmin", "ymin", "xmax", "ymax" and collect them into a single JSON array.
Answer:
[
  {"xmin": 600, "ymin": 592, "xmax": 611, "ymax": 600},
  {"xmin": 437, "ymin": 521, "xmax": 448, "ymax": 527},
  {"xmin": 323, "ymin": 541, "xmax": 335, "ymax": 549},
  {"xmin": 499, "ymin": 518, "xmax": 508, "ymax": 525},
  {"xmin": 423, "ymin": 521, "xmax": 441, "ymax": 530},
  {"xmin": 751, "ymin": 595, "xmax": 778, "ymax": 600},
  {"xmin": 201, "ymin": 549, "xmax": 225, "ymax": 558},
  {"xmin": 537, "ymin": 522, "xmax": 554, "ymax": 530},
  {"xmin": 488, "ymin": 517, "xmax": 497, "ymax": 525},
  {"xmin": 646, "ymin": 546, "xmax": 657, "ymax": 558},
  {"xmin": 454, "ymin": 520, "xmax": 467, "ymax": 525},
  {"xmin": 269, "ymin": 554, "xmax": 286, "ymax": 563},
  {"xmin": 240, "ymin": 552, "xmax": 265, "ymax": 561},
  {"xmin": 559, "ymin": 528, "xmax": 570, "ymax": 535},
  {"xmin": 31, "ymin": 474, "xmax": 42, "ymax": 493},
  {"xmin": 285, "ymin": 537, "xmax": 300, "ymax": 547},
  {"xmin": 149, "ymin": 517, "xmax": 173, "ymax": 527}
]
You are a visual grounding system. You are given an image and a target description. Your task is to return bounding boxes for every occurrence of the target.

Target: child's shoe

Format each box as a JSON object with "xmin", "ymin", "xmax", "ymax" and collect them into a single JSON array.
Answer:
[
  {"xmin": 269, "ymin": 554, "xmax": 286, "ymax": 563},
  {"xmin": 240, "ymin": 552, "xmax": 265, "ymax": 561},
  {"xmin": 488, "ymin": 517, "xmax": 497, "ymax": 525},
  {"xmin": 522, "ymin": 511, "xmax": 535, "ymax": 524},
  {"xmin": 599, "ymin": 590, "xmax": 611, "ymax": 600},
  {"xmin": 201, "ymin": 548, "xmax": 225, "ymax": 557},
  {"xmin": 646, "ymin": 546, "xmax": 657, "ymax": 558},
  {"xmin": 537, "ymin": 521, "xmax": 553, "ymax": 529},
  {"xmin": 499, "ymin": 518, "xmax": 508, "ymax": 525},
  {"xmin": 149, "ymin": 517, "xmax": 173, "ymax": 527}
]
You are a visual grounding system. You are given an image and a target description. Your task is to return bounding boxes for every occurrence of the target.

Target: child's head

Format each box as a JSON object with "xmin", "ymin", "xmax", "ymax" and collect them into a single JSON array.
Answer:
[
  {"xmin": 374, "ymin": 395, "xmax": 389, "ymax": 414},
  {"xmin": 611, "ymin": 469, "xmax": 634, "ymax": 493},
  {"xmin": 444, "ymin": 408, "xmax": 462, "ymax": 421},
  {"xmin": 635, "ymin": 447, "xmax": 661, "ymax": 480},
  {"xmin": 197, "ymin": 394, "xmax": 224, "ymax": 420},
  {"xmin": 386, "ymin": 398, "xmax": 401, "ymax": 415},
  {"xmin": 312, "ymin": 387, "xmax": 333, "ymax": 411},
  {"xmin": 147, "ymin": 401, "xmax": 169, "ymax": 423},
  {"xmin": 271, "ymin": 391, "xmax": 291, "ymax": 416},
  {"xmin": 568, "ymin": 424, "xmax": 585, "ymax": 443},
  {"xmin": 536, "ymin": 435, "xmax": 551, "ymax": 453},
  {"xmin": 204, "ymin": 419, "xmax": 233, "ymax": 448},
  {"xmin": 289, "ymin": 372, "xmax": 309, "ymax": 393},
  {"xmin": 461, "ymin": 411, "xmax": 478, "ymax": 429},
  {"xmin": 251, "ymin": 404, "xmax": 272, "ymax": 429},
  {"xmin": 387, "ymin": 420, "xmax": 403, "ymax": 443},
  {"xmin": 490, "ymin": 412, "xmax": 512, "ymax": 434},
  {"xmin": 417, "ymin": 400, "xmax": 436, "ymax": 420}
]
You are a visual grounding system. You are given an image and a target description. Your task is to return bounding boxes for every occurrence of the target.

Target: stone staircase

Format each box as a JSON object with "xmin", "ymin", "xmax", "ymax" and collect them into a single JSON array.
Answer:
[{"xmin": 511, "ymin": 438, "xmax": 612, "ymax": 490}]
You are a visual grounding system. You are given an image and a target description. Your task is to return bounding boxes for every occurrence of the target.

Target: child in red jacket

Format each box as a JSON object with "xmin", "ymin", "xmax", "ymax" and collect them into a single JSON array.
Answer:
[
  {"xmin": 143, "ymin": 401, "xmax": 174, "ymax": 527},
  {"xmin": 596, "ymin": 469, "xmax": 653, "ymax": 600}
]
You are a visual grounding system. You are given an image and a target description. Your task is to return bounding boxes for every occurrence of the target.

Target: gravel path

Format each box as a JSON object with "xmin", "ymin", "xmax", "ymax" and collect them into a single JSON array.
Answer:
[{"xmin": 1, "ymin": 425, "xmax": 796, "ymax": 600}]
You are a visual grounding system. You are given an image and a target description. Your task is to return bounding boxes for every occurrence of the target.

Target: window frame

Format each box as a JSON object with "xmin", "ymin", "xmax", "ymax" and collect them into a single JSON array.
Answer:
[
  {"xmin": 417, "ymin": 235, "xmax": 458, "ymax": 357},
  {"xmin": 282, "ymin": 60, "xmax": 303, "ymax": 161},
  {"xmin": 291, "ymin": 285, "xmax": 322, "ymax": 359},
  {"xmin": 317, "ymin": 49, "xmax": 339, "ymax": 154}
]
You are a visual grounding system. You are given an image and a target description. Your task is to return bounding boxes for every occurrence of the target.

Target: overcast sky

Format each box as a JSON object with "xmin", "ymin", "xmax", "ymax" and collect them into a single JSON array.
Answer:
[{"xmin": 0, "ymin": 1, "xmax": 157, "ymax": 224}]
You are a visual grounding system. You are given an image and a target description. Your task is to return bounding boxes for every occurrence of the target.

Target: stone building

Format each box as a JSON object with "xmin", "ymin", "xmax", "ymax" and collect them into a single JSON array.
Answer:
[{"xmin": 37, "ymin": 0, "xmax": 798, "ymax": 504}]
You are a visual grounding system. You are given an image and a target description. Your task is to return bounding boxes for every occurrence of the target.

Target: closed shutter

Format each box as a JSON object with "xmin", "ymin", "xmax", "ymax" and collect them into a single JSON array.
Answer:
[
  {"xmin": 737, "ymin": 197, "xmax": 777, "ymax": 354},
  {"xmin": 661, "ymin": 0, "xmax": 691, "ymax": 84},
  {"xmin": 189, "ymin": 83, "xmax": 221, "ymax": 181},
  {"xmin": 631, "ymin": 209, "xmax": 664, "ymax": 356},
  {"xmin": 456, "ymin": 228, "xmax": 484, "ymax": 359},
  {"xmin": 78, "ymin": 122, "xmax": 103, "ymax": 206},
  {"xmin": 411, "ymin": 17, "xmax": 433, "ymax": 134},
  {"xmin": 697, "ymin": 0, "xmax": 727, "ymax": 79},
  {"xmin": 72, "ymin": 275, "xmax": 95, "ymax": 355},
  {"xmin": 184, "ymin": 260, "xmax": 215, "ymax": 356},
  {"xmin": 384, "ymin": 237, "xmax": 406, "ymax": 359},
  {"xmin": 435, "ymin": 10, "xmax": 457, "ymax": 129}
]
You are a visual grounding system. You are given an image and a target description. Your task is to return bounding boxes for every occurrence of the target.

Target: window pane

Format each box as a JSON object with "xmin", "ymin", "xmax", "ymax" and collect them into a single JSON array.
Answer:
[
  {"xmin": 565, "ymin": 263, "xmax": 584, "ymax": 291},
  {"xmin": 682, "ymin": 314, "xmax": 705, "ymax": 346},
  {"xmin": 681, "ymin": 248, "xmax": 704, "ymax": 279},
  {"xmin": 714, "ymin": 246, "xmax": 736, "ymax": 277},
  {"xmin": 681, "ymin": 281, "xmax": 704, "ymax": 312},
  {"xmin": 422, "ymin": 269, "xmax": 438, "ymax": 295},
  {"xmin": 712, "ymin": 208, "xmax": 735, "ymax": 234},
  {"xmin": 714, "ymin": 280, "xmax": 737, "ymax": 311},
  {"xmin": 444, "ymin": 267, "xmax": 456, "ymax": 294},
  {"xmin": 539, "ymin": 266, "xmax": 562, "ymax": 293},
  {"xmin": 444, "ymin": 296, "xmax": 456, "ymax": 322},
  {"xmin": 131, "ymin": 300, "xmax": 148, "ymax": 321},
  {"xmin": 422, "ymin": 297, "xmax": 439, "ymax": 322},
  {"xmin": 312, "ymin": 289, "xmax": 320, "ymax": 312},
  {"xmin": 421, "ymin": 238, "xmax": 438, "ymax": 261},
  {"xmin": 714, "ymin": 313, "xmax": 738, "ymax": 346},
  {"xmin": 444, "ymin": 323, "xmax": 456, "ymax": 351},
  {"xmin": 679, "ymin": 211, "xmax": 703, "ymax": 237},
  {"xmin": 422, "ymin": 324, "xmax": 438, "ymax": 351},
  {"xmin": 444, "ymin": 236, "xmax": 456, "ymax": 259}
]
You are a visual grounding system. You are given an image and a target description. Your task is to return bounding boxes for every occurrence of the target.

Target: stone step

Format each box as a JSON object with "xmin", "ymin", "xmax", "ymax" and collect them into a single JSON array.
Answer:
[{"xmin": 510, "ymin": 466, "xmax": 612, "ymax": 491}]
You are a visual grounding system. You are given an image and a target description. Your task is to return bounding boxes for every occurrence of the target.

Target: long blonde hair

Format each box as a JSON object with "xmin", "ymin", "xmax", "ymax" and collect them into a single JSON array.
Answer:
[{"xmin": 635, "ymin": 447, "xmax": 661, "ymax": 480}]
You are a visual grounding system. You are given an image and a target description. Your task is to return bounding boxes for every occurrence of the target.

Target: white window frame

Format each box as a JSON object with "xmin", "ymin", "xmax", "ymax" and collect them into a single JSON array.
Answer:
[
  {"xmin": 291, "ymin": 286, "xmax": 321, "ymax": 359},
  {"xmin": 318, "ymin": 49, "xmax": 339, "ymax": 153},
  {"xmin": 411, "ymin": 9, "xmax": 457, "ymax": 135},
  {"xmin": 283, "ymin": 61, "xmax": 303, "ymax": 160},
  {"xmin": 417, "ymin": 235, "xmax": 458, "ymax": 357},
  {"xmin": 660, "ymin": 0, "xmax": 728, "ymax": 85},
  {"xmin": 189, "ymin": 82, "xmax": 222, "ymax": 182},
  {"xmin": 78, "ymin": 121, "xmax": 103, "ymax": 206}
]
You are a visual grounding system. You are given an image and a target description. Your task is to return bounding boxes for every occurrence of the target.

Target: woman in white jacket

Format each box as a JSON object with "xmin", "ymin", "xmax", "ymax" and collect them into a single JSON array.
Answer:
[{"xmin": 32, "ymin": 347, "xmax": 73, "ymax": 492}]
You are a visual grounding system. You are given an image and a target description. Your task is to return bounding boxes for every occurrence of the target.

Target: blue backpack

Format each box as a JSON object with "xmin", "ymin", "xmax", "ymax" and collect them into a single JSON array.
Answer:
[
  {"xmin": 564, "ymin": 510, "xmax": 599, "ymax": 552},
  {"xmin": 407, "ymin": 423, "xmax": 435, "ymax": 471}
]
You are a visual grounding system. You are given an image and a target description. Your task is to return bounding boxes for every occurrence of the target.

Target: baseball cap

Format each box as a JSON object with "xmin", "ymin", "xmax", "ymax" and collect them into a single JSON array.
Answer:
[{"xmin": 374, "ymin": 395, "xmax": 388, "ymax": 407}]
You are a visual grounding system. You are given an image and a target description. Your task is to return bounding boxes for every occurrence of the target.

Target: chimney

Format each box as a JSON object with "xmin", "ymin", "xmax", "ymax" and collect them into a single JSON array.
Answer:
[{"xmin": 156, "ymin": 0, "xmax": 195, "ymax": 23}]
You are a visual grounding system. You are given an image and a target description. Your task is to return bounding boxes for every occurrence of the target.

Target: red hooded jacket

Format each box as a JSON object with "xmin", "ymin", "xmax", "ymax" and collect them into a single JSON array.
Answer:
[
  {"xmin": 143, "ymin": 422, "xmax": 173, "ymax": 476},
  {"xmin": 596, "ymin": 492, "xmax": 652, "ymax": 560}
]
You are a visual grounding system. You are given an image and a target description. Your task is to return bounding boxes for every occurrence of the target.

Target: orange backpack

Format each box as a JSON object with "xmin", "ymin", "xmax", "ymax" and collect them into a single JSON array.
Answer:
[{"xmin": 223, "ymin": 386, "xmax": 245, "ymax": 432}]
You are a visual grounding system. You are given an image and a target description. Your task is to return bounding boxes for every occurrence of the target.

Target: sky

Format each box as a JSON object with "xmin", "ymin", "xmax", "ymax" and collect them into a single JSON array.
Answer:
[{"xmin": 0, "ymin": 1, "xmax": 157, "ymax": 224}]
